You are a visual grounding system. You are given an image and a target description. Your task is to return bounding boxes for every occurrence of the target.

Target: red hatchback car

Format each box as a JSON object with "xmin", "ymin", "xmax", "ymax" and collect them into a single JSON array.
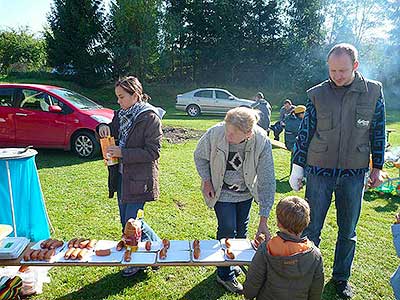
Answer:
[{"xmin": 0, "ymin": 83, "xmax": 114, "ymax": 157}]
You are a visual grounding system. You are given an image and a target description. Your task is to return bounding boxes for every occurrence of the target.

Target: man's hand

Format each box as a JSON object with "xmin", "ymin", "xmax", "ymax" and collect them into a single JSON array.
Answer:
[
  {"xmin": 289, "ymin": 164, "xmax": 304, "ymax": 191},
  {"xmin": 99, "ymin": 125, "xmax": 111, "ymax": 138},
  {"xmin": 368, "ymin": 168, "xmax": 388, "ymax": 188},
  {"xmin": 202, "ymin": 179, "xmax": 215, "ymax": 200}
]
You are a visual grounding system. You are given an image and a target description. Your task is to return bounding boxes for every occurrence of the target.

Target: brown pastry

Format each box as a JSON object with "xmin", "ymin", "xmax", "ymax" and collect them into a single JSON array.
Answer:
[
  {"xmin": 95, "ymin": 249, "xmax": 111, "ymax": 256},
  {"xmin": 68, "ymin": 238, "xmax": 78, "ymax": 248},
  {"xmin": 124, "ymin": 250, "xmax": 131, "ymax": 262},
  {"xmin": 70, "ymin": 248, "xmax": 81, "ymax": 260},
  {"xmin": 145, "ymin": 241, "xmax": 152, "ymax": 251},
  {"xmin": 44, "ymin": 249, "xmax": 55, "ymax": 261},
  {"xmin": 64, "ymin": 247, "xmax": 75, "ymax": 259},
  {"xmin": 159, "ymin": 247, "xmax": 167, "ymax": 259},
  {"xmin": 40, "ymin": 239, "xmax": 51, "ymax": 249},
  {"xmin": 87, "ymin": 239, "xmax": 97, "ymax": 249},
  {"xmin": 79, "ymin": 239, "xmax": 90, "ymax": 249},
  {"xmin": 162, "ymin": 239, "xmax": 170, "ymax": 249},
  {"xmin": 193, "ymin": 247, "xmax": 201, "ymax": 259},
  {"xmin": 193, "ymin": 239, "xmax": 200, "ymax": 249},
  {"xmin": 77, "ymin": 248, "xmax": 88, "ymax": 260},
  {"xmin": 226, "ymin": 248, "xmax": 235, "ymax": 259},
  {"xmin": 116, "ymin": 240, "xmax": 125, "ymax": 251}
]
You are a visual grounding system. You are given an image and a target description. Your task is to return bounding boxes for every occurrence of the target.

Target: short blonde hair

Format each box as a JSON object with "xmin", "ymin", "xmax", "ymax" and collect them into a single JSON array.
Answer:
[
  {"xmin": 328, "ymin": 43, "xmax": 358, "ymax": 64},
  {"xmin": 276, "ymin": 196, "xmax": 310, "ymax": 235},
  {"xmin": 224, "ymin": 107, "xmax": 259, "ymax": 133}
]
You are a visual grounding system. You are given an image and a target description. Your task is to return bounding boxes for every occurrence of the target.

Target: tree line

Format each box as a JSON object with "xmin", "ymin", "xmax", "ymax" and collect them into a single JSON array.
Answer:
[{"xmin": 0, "ymin": 0, "xmax": 399, "ymax": 103}]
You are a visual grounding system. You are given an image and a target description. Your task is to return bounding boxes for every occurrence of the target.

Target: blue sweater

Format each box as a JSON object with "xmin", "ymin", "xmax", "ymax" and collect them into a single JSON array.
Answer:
[{"xmin": 292, "ymin": 97, "xmax": 385, "ymax": 177}]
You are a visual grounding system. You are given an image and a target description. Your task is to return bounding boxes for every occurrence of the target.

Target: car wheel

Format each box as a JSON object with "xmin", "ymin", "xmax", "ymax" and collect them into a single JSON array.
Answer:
[
  {"xmin": 71, "ymin": 131, "xmax": 99, "ymax": 158},
  {"xmin": 186, "ymin": 104, "xmax": 201, "ymax": 117}
]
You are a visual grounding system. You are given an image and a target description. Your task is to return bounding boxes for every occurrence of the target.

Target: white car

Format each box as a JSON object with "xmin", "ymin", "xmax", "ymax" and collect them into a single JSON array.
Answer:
[{"xmin": 175, "ymin": 88, "xmax": 255, "ymax": 117}]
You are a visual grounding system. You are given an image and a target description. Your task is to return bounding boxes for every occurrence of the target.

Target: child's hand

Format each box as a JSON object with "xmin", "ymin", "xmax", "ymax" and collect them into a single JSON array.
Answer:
[{"xmin": 395, "ymin": 213, "xmax": 400, "ymax": 224}]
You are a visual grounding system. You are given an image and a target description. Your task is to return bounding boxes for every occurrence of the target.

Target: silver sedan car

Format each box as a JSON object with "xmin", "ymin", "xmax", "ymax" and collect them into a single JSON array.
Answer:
[{"xmin": 175, "ymin": 88, "xmax": 255, "ymax": 117}]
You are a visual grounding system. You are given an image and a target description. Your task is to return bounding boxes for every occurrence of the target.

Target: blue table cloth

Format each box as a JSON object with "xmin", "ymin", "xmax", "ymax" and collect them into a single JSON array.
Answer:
[{"xmin": 0, "ymin": 148, "xmax": 50, "ymax": 242}]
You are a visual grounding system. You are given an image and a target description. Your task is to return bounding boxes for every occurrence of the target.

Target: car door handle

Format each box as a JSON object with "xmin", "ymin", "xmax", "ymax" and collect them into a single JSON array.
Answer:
[{"xmin": 16, "ymin": 113, "xmax": 28, "ymax": 116}]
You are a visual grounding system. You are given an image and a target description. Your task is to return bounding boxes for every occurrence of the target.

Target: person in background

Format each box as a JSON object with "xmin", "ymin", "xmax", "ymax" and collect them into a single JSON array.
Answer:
[
  {"xmin": 251, "ymin": 92, "xmax": 272, "ymax": 133},
  {"xmin": 271, "ymin": 99, "xmax": 295, "ymax": 141},
  {"xmin": 243, "ymin": 196, "xmax": 324, "ymax": 300},
  {"xmin": 284, "ymin": 105, "xmax": 306, "ymax": 152},
  {"xmin": 97, "ymin": 76, "xmax": 165, "ymax": 277},
  {"xmin": 194, "ymin": 107, "xmax": 275, "ymax": 295},
  {"xmin": 289, "ymin": 43, "xmax": 386, "ymax": 298}
]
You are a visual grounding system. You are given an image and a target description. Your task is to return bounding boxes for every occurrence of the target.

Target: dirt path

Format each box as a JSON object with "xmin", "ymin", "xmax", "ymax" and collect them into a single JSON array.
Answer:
[{"xmin": 162, "ymin": 126, "xmax": 204, "ymax": 143}]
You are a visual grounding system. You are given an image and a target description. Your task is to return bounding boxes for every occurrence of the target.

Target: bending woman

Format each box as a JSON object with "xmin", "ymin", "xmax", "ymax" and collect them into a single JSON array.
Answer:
[
  {"xmin": 98, "ymin": 76, "xmax": 165, "ymax": 277},
  {"xmin": 194, "ymin": 107, "xmax": 276, "ymax": 294}
]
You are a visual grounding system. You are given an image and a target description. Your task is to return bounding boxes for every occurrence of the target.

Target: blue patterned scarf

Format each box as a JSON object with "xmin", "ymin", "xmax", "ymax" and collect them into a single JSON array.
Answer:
[{"xmin": 118, "ymin": 101, "xmax": 147, "ymax": 148}]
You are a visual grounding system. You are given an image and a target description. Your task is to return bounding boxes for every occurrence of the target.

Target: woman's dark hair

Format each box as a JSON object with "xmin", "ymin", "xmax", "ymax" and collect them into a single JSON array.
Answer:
[{"xmin": 115, "ymin": 76, "xmax": 151, "ymax": 102}]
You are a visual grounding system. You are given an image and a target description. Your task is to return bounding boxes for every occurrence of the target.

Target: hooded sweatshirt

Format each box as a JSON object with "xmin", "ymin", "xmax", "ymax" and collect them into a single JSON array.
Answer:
[{"xmin": 243, "ymin": 232, "xmax": 324, "ymax": 300}]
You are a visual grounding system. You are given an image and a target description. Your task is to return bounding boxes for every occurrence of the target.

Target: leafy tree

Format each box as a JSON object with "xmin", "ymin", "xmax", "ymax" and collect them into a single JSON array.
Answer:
[
  {"xmin": 245, "ymin": 0, "xmax": 283, "ymax": 88},
  {"xmin": 45, "ymin": 0, "xmax": 110, "ymax": 86},
  {"xmin": 0, "ymin": 28, "xmax": 47, "ymax": 73},
  {"xmin": 160, "ymin": 0, "xmax": 191, "ymax": 82},
  {"xmin": 107, "ymin": 0, "xmax": 161, "ymax": 80},
  {"xmin": 283, "ymin": 0, "xmax": 326, "ymax": 94}
]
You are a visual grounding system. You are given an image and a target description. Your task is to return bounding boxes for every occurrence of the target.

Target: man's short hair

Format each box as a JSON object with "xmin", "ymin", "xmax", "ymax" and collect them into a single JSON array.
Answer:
[
  {"xmin": 328, "ymin": 43, "xmax": 358, "ymax": 64},
  {"xmin": 276, "ymin": 196, "xmax": 310, "ymax": 235},
  {"xmin": 283, "ymin": 99, "xmax": 292, "ymax": 105}
]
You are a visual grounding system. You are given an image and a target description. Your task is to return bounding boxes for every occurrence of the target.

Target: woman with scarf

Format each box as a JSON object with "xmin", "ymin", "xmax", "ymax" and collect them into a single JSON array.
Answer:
[{"xmin": 98, "ymin": 76, "xmax": 165, "ymax": 277}]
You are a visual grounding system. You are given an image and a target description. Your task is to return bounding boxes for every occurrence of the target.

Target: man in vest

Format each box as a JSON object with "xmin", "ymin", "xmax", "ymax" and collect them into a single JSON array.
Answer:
[{"xmin": 289, "ymin": 43, "xmax": 386, "ymax": 299}]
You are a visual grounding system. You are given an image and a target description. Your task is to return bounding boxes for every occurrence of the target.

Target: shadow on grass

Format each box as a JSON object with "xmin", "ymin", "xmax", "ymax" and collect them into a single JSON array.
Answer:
[
  {"xmin": 363, "ymin": 190, "xmax": 400, "ymax": 213},
  {"xmin": 35, "ymin": 149, "xmax": 101, "ymax": 170},
  {"xmin": 179, "ymin": 272, "xmax": 227, "ymax": 300},
  {"xmin": 322, "ymin": 279, "xmax": 339, "ymax": 300},
  {"xmin": 276, "ymin": 177, "xmax": 293, "ymax": 194},
  {"xmin": 55, "ymin": 269, "xmax": 150, "ymax": 300}
]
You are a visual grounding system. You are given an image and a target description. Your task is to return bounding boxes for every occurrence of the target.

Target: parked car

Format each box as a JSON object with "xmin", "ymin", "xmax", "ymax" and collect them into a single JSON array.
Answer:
[
  {"xmin": 175, "ymin": 88, "xmax": 255, "ymax": 117},
  {"xmin": 0, "ymin": 83, "xmax": 114, "ymax": 158}
]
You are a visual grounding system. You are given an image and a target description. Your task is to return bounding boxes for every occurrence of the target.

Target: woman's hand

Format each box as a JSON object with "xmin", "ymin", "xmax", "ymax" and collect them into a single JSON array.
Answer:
[
  {"xmin": 107, "ymin": 145, "xmax": 122, "ymax": 158},
  {"xmin": 256, "ymin": 216, "xmax": 271, "ymax": 242},
  {"xmin": 202, "ymin": 179, "xmax": 215, "ymax": 200},
  {"xmin": 99, "ymin": 125, "xmax": 111, "ymax": 138}
]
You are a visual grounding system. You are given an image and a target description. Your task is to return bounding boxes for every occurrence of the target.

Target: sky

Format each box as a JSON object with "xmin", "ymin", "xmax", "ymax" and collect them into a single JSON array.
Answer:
[
  {"xmin": 0, "ymin": 0, "xmax": 52, "ymax": 34},
  {"xmin": 0, "ymin": 0, "xmax": 111, "ymax": 35}
]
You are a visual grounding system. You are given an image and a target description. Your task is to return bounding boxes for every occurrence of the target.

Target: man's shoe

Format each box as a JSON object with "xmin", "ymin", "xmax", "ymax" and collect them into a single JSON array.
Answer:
[
  {"xmin": 122, "ymin": 266, "xmax": 142, "ymax": 277},
  {"xmin": 216, "ymin": 275, "xmax": 243, "ymax": 294},
  {"xmin": 334, "ymin": 280, "xmax": 354, "ymax": 299},
  {"xmin": 232, "ymin": 265, "xmax": 242, "ymax": 277}
]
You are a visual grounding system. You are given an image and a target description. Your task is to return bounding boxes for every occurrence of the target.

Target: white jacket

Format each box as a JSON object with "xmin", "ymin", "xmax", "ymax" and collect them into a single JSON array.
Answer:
[{"xmin": 194, "ymin": 122, "xmax": 275, "ymax": 217}]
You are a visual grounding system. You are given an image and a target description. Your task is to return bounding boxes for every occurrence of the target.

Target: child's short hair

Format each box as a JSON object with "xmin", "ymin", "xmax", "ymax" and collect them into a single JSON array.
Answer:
[{"xmin": 276, "ymin": 196, "xmax": 310, "ymax": 235}]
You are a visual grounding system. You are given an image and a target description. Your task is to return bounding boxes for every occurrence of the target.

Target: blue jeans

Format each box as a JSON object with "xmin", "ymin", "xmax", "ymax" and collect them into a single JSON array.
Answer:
[
  {"xmin": 303, "ymin": 173, "xmax": 365, "ymax": 281},
  {"xmin": 391, "ymin": 266, "xmax": 400, "ymax": 300},
  {"xmin": 214, "ymin": 199, "xmax": 252, "ymax": 281},
  {"xmin": 117, "ymin": 174, "xmax": 161, "ymax": 242}
]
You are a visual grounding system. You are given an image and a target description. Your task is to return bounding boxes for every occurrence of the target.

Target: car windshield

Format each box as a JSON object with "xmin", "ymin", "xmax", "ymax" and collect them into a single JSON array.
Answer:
[{"xmin": 50, "ymin": 88, "xmax": 102, "ymax": 109}]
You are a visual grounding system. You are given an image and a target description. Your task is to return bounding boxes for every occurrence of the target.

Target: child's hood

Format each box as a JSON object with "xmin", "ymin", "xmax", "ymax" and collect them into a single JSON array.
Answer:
[{"xmin": 265, "ymin": 244, "xmax": 321, "ymax": 279}]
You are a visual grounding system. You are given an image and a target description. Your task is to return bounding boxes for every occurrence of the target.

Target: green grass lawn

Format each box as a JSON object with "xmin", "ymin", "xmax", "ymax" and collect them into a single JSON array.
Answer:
[
  {"xmin": 32, "ymin": 116, "xmax": 399, "ymax": 300},
  {"xmin": 1, "ymin": 75, "xmax": 400, "ymax": 299}
]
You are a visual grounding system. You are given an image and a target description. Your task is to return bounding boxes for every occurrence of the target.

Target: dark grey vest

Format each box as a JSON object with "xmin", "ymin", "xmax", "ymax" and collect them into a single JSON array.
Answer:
[{"xmin": 306, "ymin": 72, "xmax": 382, "ymax": 169}]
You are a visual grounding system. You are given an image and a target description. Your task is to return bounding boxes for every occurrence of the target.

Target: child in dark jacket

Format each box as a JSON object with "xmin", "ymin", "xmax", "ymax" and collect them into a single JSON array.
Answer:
[{"xmin": 243, "ymin": 196, "xmax": 324, "ymax": 300}]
